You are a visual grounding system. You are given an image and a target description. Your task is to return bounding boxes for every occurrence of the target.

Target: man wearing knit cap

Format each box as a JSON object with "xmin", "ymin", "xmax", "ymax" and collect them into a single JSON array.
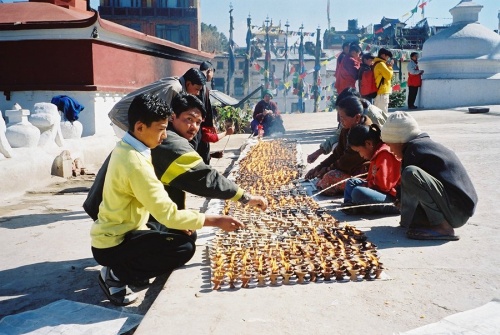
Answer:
[{"xmin": 381, "ymin": 111, "xmax": 478, "ymax": 241}]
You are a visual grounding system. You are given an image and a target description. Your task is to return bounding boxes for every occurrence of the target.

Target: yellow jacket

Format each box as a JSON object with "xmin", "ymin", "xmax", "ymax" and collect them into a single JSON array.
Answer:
[
  {"xmin": 373, "ymin": 57, "xmax": 394, "ymax": 95},
  {"xmin": 90, "ymin": 140, "xmax": 204, "ymax": 249}
]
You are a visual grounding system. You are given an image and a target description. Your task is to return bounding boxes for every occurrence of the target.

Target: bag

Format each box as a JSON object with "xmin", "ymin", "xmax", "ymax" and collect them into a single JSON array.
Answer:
[
  {"xmin": 83, "ymin": 153, "xmax": 111, "ymax": 221},
  {"xmin": 358, "ymin": 65, "xmax": 378, "ymax": 98}
]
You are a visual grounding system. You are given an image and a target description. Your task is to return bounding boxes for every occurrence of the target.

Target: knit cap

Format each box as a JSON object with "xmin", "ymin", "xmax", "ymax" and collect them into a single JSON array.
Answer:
[{"xmin": 381, "ymin": 111, "xmax": 421, "ymax": 143}]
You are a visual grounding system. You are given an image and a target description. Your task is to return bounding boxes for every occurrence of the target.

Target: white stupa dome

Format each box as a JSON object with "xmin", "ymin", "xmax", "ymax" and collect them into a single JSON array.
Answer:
[
  {"xmin": 422, "ymin": 0, "xmax": 500, "ymax": 61},
  {"xmin": 418, "ymin": 0, "xmax": 500, "ymax": 108}
]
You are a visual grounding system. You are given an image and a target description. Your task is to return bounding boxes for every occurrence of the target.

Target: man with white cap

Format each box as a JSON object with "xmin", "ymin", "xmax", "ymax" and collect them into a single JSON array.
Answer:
[{"xmin": 381, "ymin": 111, "xmax": 478, "ymax": 240}]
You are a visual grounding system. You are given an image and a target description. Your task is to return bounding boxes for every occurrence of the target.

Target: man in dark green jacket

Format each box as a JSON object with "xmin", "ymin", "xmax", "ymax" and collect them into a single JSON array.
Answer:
[{"xmin": 151, "ymin": 93, "xmax": 268, "ymax": 211}]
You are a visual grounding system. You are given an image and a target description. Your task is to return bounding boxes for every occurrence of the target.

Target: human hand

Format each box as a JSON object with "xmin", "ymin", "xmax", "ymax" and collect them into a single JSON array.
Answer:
[
  {"xmin": 225, "ymin": 126, "xmax": 235, "ymax": 135},
  {"xmin": 315, "ymin": 166, "xmax": 329, "ymax": 179},
  {"xmin": 204, "ymin": 214, "xmax": 245, "ymax": 232},
  {"xmin": 246, "ymin": 195, "xmax": 268, "ymax": 211},
  {"xmin": 305, "ymin": 167, "xmax": 319, "ymax": 180},
  {"xmin": 307, "ymin": 148, "xmax": 324, "ymax": 164}
]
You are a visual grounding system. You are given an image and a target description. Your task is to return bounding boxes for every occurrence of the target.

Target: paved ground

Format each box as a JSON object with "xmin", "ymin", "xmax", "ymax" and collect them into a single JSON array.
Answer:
[{"xmin": 1, "ymin": 106, "xmax": 499, "ymax": 334}]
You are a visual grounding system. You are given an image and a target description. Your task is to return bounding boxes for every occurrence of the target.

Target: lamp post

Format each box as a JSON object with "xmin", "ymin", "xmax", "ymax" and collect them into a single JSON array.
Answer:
[
  {"xmin": 264, "ymin": 16, "xmax": 270, "ymax": 89},
  {"xmin": 313, "ymin": 25, "xmax": 321, "ymax": 113},
  {"xmin": 297, "ymin": 23, "xmax": 304, "ymax": 113},
  {"xmin": 283, "ymin": 20, "xmax": 289, "ymax": 114},
  {"xmin": 245, "ymin": 14, "xmax": 252, "ymax": 95},
  {"xmin": 226, "ymin": 3, "xmax": 234, "ymax": 95}
]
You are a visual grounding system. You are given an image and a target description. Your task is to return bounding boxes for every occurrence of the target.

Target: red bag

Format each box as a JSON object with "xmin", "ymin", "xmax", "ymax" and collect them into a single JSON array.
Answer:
[{"xmin": 359, "ymin": 66, "xmax": 378, "ymax": 97}]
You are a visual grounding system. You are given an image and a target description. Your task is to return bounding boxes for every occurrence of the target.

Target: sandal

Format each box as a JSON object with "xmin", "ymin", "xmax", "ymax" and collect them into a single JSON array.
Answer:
[
  {"xmin": 406, "ymin": 227, "xmax": 460, "ymax": 241},
  {"xmin": 98, "ymin": 266, "xmax": 138, "ymax": 306}
]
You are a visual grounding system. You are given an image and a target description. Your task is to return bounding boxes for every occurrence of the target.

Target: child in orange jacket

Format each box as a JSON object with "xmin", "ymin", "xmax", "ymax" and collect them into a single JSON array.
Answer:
[{"xmin": 342, "ymin": 123, "xmax": 401, "ymax": 214}]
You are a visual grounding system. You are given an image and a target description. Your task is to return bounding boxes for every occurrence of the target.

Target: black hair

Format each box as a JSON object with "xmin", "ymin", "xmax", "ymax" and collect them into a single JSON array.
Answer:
[
  {"xmin": 410, "ymin": 52, "xmax": 418, "ymax": 58},
  {"xmin": 171, "ymin": 93, "xmax": 207, "ymax": 119},
  {"xmin": 183, "ymin": 68, "xmax": 206, "ymax": 86},
  {"xmin": 349, "ymin": 44, "xmax": 362, "ymax": 54},
  {"xmin": 128, "ymin": 94, "xmax": 172, "ymax": 131},
  {"xmin": 342, "ymin": 41, "xmax": 350, "ymax": 48},
  {"xmin": 335, "ymin": 87, "xmax": 361, "ymax": 106},
  {"xmin": 362, "ymin": 53, "xmax": 374, "ymax": 61},
  {"xmin": 200, "ymin": 61, "xmax": 213, "ymax": 71},
  {"xmin": 348, "ymin": 124, "xmax": 382, "ymax": 147},
  {"xmin": 336, "ymin": 95, "xmax": 364, "ymax": 118},
  {"xmin": 378, "ymin": 48, "xmax": 393, "ymax": 58}
]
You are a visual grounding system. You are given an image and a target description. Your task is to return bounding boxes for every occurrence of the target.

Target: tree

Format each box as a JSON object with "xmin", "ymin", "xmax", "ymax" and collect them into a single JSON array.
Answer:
[{"xmin": 201, "ymin": 23, "xmax": 228, "ymax": 53}]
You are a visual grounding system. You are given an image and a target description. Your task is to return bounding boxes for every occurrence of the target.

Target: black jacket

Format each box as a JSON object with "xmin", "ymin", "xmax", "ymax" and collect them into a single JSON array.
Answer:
[{"xmin": 402, "ymin": 133, "xmax": 478, "ymax": 216}]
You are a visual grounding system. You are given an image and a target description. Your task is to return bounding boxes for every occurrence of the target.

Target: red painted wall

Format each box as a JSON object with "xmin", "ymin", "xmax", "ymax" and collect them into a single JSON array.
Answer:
[
  {"xmin": 0, "ymin": 40, "xmax": 94, "ymax": 91},
  {"xmin": 0, "ymin": 39, "xmax": 206, "ymax": 93}
]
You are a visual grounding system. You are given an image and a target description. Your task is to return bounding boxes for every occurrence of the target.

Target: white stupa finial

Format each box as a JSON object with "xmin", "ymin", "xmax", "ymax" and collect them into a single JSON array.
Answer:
[{"xmin": 450, "ymin": 0, "xmax": 483, "ymax": 24}]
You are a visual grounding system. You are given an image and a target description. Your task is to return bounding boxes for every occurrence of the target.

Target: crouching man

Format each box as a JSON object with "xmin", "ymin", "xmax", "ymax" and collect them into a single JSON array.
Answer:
[
  {"xmin": 381, "ymin": 111, "xmax": 478, "ymax": 241},
  {"xmin": 90, "ymin": 94, "xmax": 244, "ymax": 306}
]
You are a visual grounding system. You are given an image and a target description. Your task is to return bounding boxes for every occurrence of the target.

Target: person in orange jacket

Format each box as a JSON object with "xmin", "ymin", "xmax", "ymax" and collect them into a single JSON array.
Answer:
[{"xmin": 342, "ymin": 123, "xmax": 401, "ymax": 215}]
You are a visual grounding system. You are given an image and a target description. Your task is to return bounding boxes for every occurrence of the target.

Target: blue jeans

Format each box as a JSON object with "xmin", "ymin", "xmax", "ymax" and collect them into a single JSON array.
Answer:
[{"xmin": 344, "ymin": 178, "xmax": 394, "ymax": 204}]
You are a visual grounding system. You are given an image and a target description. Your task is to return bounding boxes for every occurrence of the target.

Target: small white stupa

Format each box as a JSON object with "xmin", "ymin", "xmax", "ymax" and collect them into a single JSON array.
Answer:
[{"xmin": 419, "ymin": 0, "xmax": 500, "ymax": 109}]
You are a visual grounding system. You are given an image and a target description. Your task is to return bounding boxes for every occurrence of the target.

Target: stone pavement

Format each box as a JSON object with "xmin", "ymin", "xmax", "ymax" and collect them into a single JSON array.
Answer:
[{"xmin": 0, "ymin": 106, "xmax": 499, "ymax": 335}]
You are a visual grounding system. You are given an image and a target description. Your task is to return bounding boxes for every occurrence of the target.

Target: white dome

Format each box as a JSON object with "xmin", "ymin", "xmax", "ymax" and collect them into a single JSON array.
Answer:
[{"xmin": 421, "ymin": 22, "xmax": 500, "ymax": 60}]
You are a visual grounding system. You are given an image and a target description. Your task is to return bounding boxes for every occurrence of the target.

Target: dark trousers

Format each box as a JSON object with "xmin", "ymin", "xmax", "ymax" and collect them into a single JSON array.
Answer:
[
  {"xmin": 408, "ymin": 86, "xmax": 419, "ymax": 108},
  {"xmin": 92, "ymin": 222, "xmax": 197, "ymax": 284},
  {"xmin": 400, "ymin": 166, "xmax": 470, "ymax": 229}
]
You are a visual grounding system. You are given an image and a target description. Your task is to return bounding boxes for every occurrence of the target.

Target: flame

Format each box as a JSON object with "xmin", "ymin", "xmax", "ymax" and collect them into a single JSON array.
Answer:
[
  {"xmin": 271, "ymin": 258, "xmax": 279, "ymax": 273},
  {"xmin": 258, "ymin": 254, "xmax": 264, "ymax": 273},
  {"xmin": 369, "ymin": 253, "xmax": 379, "ymax": 266}
]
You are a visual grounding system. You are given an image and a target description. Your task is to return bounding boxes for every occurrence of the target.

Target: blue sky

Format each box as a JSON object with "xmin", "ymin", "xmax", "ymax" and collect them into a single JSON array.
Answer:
[{"xmin": 198, "ymin": 0, "xmax": 499, "ymax": 46}]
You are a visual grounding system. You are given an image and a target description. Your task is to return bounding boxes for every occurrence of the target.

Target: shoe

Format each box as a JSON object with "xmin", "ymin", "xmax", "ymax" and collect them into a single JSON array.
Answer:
[
  {"xmin": 406, "ymin": 227, "xmax": 460, "ymax": 241},
  {"xmin": 377, "ymin": 204, "xmax": 401, "ymax": 215},
  {"xmin": 408, "ymin": 106, "xmax": 418, "ymax": 110},
  {"xmin": 98, "ymin": 266, "xmax": 138, "ymax": 306}
]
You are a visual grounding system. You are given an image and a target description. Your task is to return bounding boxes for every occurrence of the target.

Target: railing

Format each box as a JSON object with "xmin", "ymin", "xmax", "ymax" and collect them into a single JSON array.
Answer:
[{"xmin": 98, "ymin": 6, "xmax": 197, "ymax": 19}]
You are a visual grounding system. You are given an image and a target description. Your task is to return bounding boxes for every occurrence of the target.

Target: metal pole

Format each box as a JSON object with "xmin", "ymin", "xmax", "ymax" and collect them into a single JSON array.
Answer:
[
  {"xmin": 245, "ymin": 14, "xmax": 252, "ymax": 96},
  {"xmin": 226, "ymin": 3, "xmax": 233, "ymax": 95},
  {"xmin": 313, "ymin": 26, "xmax": 321, "ymax": 113},
  {"xmin": 283, "ymin": 20, "xmax": 289, "ymax": 114},
  {"xmin": 298, "ymin": 23, "xmax": 304, "ymax": 113},
  {"xmin": 264, "ymin": 16, "xmax": 270, "ymax": 89}
]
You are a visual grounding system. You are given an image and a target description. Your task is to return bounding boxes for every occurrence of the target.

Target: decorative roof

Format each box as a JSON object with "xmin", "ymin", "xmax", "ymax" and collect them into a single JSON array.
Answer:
[{"xmin": 0, "ymin": 3, "xmax": 92, "ymax": 25}]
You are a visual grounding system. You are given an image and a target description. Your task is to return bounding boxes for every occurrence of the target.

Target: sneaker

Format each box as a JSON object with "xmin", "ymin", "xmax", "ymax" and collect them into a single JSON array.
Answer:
[
  {"xmin": 408, "ymin": 106, "xmax": 418, "ymax": 110},
  {"xmin": 98, "ymin": 266, "xmax": 138, "ymax": 306}
]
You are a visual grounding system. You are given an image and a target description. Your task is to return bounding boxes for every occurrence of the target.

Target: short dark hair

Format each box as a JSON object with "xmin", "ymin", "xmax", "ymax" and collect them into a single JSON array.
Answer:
[
  {"xmin": 349, "ymin": 44, "xmax": 362, "ymax": 54},
  {"xmin": 335, "ymin": 87, "xmax": 361, "ymax": 106},
  {"xmin": 200, "ymin": 61, "xmax": 213, "ymax": 71},
  {"xmin": 336, "ymin": 95, "xmax": 364, "ymax": 118},
  {"xmin": 128, "ymin": 94, "xmax": 172, "ymax": 131},
  {"xmin": 362, "ymin": 53, "xmax": 375, "ymax": 61},
  {"xmin": 182, "ymin": 68, "xmax": 206, "ymax": 86},
  {"xmin": 342, "ymin": 41, "xmax": 350, "ymax": 48},
  {"xmin": 348, "ymin": 124, "xmax": 382, "ymax": 147},
  {"xmin": 378, "ymin": 48, "xmax": 393, "ymax": 58},
  {"xmin": 171, "ymin": 93, "xmax": 206, "ymax": 119},
  {"xmin": 410, "ymin": 52, "xmax": 418, "ymax": 58}
]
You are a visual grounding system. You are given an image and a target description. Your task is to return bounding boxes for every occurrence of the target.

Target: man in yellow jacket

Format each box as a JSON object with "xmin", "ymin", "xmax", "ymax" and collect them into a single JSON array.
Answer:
[{"xmin": 373, "ymin": 48, "xmax": 394, "ymax": 114}]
